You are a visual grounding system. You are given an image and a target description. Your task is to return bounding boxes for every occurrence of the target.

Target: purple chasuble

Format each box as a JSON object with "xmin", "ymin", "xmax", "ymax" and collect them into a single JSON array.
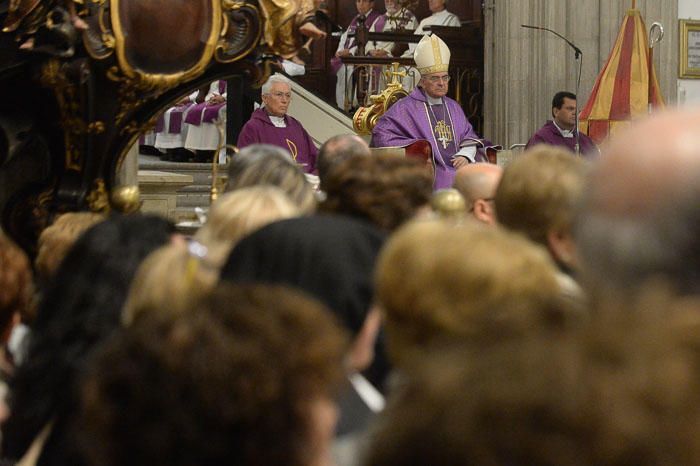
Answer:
[
  {"xmin": 185, "ymin": 81, "xmax": 227, "ymax": 126},
  {"xmin": 331, "ymin": 10, "xmax": 382, "ymax": 75},
  {"xmin": 155, "ymin": 104, "xmax": 192, "ymax": 133},
  {"xmin": 237, "ymin": 108, "xmax": 319, "ymax": 174},
  {"xmin": 371, "ymin": 87, "xmax": 485, "ymax": 189},
  {"xmin": 526, "ymin": 120, "xmax": 598, "ymax": 157}
]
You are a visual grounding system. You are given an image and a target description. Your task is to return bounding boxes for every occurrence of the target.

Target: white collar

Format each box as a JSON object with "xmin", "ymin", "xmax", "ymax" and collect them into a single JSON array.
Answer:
[
  {"xmin": 269, "ymin": 114, "xmax": 287, "ymax": 128},
  {"xmin": 552, "ymin": 120, "xmax": 575, "ymax": 138},
  {"xmin": 426, "ymin": 94, "xmax": 443, "ymax": 105}
]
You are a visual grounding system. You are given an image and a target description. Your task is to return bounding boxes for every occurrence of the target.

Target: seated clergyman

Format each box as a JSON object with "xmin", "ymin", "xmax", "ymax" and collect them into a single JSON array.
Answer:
[
  {"xmin": 237, "ymin": 74, "xmax": 318, "ymax": 174},
  {"xmin": 371, "ymin": 34, "xmax": 493, "ymax": 189}
]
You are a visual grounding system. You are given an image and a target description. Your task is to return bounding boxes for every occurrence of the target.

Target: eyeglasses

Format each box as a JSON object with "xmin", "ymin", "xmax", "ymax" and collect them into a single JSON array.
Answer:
[
  {"xmin": 426, "ymin": 75, "xmax": 451, "ymax": 83},
  {"xmin": 267, "ymin": 91, "xmax": 292, "ymax": 99}
]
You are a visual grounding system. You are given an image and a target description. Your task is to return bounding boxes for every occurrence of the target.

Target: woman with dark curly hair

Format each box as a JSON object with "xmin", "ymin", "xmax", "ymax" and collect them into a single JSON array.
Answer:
[
  {"xmin": 78, "ymin": 284, "xmax": 348, "ymax": 466},
  {"xmin": 0, "ymin": 233, "xmax": 33, "ymax": 423},
  {"xmin": 1, "ymin": 214, "xmax": 175, "ymax": 466},
  {"xmin": 319, "ymin": 153, "xmax": 433, "ymax": 231}
]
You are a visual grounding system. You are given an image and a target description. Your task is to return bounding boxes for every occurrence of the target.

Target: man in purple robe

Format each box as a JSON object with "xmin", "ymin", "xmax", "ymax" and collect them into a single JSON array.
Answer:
[
  {"xmin": 237, "ymin": 74, "xmax": 318, "ymax": 173},
  {"xmin": 526, "ymin": 91, "xmax": 598, "ymax": 157},
  {"xmin": 371, "ymin": 34, "xmax": 491, "ymax": 189},
  {"xmin": 332, "ymin": 0, "xmax": 382, "ymax": 109}
]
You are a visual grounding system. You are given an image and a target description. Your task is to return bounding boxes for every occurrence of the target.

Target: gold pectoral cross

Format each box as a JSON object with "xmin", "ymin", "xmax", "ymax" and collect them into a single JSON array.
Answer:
[
  {"xmin": 286, "ymin": 139, "xmax": 298, "ymax": 161},
  {"xmin": 435, "ymin": 120, "xmax": 452, "ymax": 149}
]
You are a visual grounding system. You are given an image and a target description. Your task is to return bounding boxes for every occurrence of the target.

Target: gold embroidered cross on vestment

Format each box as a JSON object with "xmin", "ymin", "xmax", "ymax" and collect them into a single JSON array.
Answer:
[{"xmin": 434, "ymin": 120, "xmax": 452, "ymax": 149}]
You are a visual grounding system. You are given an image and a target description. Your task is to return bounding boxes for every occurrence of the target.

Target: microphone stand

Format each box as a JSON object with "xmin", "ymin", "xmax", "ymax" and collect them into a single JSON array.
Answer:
[{"xmin": 522, "ymin": 24, "xmax": 583, "ymax": 156}]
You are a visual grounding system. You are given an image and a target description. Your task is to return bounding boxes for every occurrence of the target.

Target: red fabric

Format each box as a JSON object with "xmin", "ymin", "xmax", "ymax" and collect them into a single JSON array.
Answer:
[
  {"xmin": 609, "ymin": 17, "xmax": 636, "ymax": 120},
  {"xmin": 588, "ymin": 120, "xmax": 610, "ymax": 145}
]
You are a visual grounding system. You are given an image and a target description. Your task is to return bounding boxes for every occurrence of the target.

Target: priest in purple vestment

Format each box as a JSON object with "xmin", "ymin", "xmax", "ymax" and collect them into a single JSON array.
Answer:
[
  {"xmin": 332, "ymin": 0, "xmax": 382, "ymax": 109},
  {"xmin": 526, "ymin": 91, "xmax": 598, "ymax": 157},
  {"xmin": 371, "ymin": 34, "xmax": 491, "ymax": 189},
  {"xmin": 237, "ymin": 74, "xmax": 318, "ymax": 174}
]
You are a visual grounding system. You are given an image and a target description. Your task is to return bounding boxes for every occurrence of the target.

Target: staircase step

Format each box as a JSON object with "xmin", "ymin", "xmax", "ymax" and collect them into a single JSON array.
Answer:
[
  {"xmin": 172, "ymin": 206, "xmax": 200, "ymax": 223},
  {"xmin": 139, "ymin": 155, "xmax": 224, "ymax": 186},
  {"xmin": 179, "ymin": 184, "xmax": 212, "ymax": 193},
  {"xmin": 177, "ymin": 192, "xmax": 212, "ymax": 208}
]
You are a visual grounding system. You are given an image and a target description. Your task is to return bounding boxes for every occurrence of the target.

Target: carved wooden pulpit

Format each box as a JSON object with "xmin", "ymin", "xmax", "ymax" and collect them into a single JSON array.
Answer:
[{"xmin": 0, "ymin": 0, "xmax": 316, "ymax": 252}]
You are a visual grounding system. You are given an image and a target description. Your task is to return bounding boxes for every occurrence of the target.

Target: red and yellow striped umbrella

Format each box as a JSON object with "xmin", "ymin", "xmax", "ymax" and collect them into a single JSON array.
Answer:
[{"xmin": 579, "ymin": 2, "xmax": 664, "ymax": 144}]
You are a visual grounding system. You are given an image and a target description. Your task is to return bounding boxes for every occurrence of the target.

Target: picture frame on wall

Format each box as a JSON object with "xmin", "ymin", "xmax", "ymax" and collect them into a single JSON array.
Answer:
[{"xmin": 680, "ymin": 19, "xmax": 700, "ymax": 79}]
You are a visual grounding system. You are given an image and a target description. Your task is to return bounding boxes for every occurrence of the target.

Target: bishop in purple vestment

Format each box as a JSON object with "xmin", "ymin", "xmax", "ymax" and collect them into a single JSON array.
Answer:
[
  {"xmin": 526, "ymin": 91, "xmax": 598, "ymax": 157},
  {"xmin": 371, "ymin": 34, "xmax": 493, "ymax": 189},
  {"xmin": 237, "ymin": 74, "xmax": 318, "ymax": 174}
]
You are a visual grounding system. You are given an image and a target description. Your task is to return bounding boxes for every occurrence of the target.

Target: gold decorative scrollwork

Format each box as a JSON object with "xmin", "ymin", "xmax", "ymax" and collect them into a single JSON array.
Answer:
[
  {"xmin": 111, "ymin": 184, "xmax": 140, "ymax": 213},
  {"xmin": 86, "ymin": 178, "xmax": 110, "ymax": 213},
  {"xmin": 40, "ymin": 59, "xmax": 105, "ymax": 170},
  {"xmin": 110, "ymin": 0, "xmax": 222, "ymax": 88},
  {"xmin": 106, "ymin": 65, "xmax": 179, "ymax": 129},
  {"xmin": 353, "ymin": 63, "xmax": 409, "ymax": 135},
  {"xmin": 215, "ymin": 1, "xmax": 262, "ymax": 64}
]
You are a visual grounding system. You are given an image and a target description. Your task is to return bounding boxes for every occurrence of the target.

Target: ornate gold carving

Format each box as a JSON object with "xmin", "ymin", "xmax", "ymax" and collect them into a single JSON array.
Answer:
[
  {"xmin": 40, "ymin": 59, "xmax": 105, "ymax": 170},
  {"xmin": 111, "ymin": 184, "xmax": 140, "ymax": 213},
  {"xmin": 431, "ymin": 189, "xmax": 466, "ymax": 219},
  {"xmin": 86, "ymin": 178, "xmax": 110, "ymax": 213},
  {"xmin": 215, "ymin": 1, "xmax": 262, "ymax": 64},
  {"xmin": 110, "ymin": 0, "xmax": 222, "ymax": 88},
  {"xmin": 353, "ymin": 63, "xmax": 409, "ymax": 135},
  {"xmin": 210, "ymin": 120, "xmax": 238, "ymax": 203}
]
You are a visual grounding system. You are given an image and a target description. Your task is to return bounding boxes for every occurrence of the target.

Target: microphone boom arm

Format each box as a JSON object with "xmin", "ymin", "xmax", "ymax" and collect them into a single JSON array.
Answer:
[{"xmin": 522, "ymin": 24, "xmax": 584, "ymax": 156}]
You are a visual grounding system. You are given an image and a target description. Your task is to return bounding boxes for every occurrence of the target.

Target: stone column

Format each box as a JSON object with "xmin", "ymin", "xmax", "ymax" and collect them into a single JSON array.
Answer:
[{"xmin": 484, "ymin": 0, "xmax": 677, "ymax": 149}]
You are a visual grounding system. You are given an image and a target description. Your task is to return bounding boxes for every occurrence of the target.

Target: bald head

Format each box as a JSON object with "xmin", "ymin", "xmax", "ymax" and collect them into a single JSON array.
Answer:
[
  {"xmin": 453, "ymin": 163, "xmax": 502, "ymax": 225},
  {"xmin": 576, "ymin": 109, "xmax": 700, "ymax": 298},
  {"xmin": 589, "ymin": 111, "xmax": 700, "ymax": 216},
  {"xmin": 317, "ymin": 134, "xmax": 370, "ymax": 190}
]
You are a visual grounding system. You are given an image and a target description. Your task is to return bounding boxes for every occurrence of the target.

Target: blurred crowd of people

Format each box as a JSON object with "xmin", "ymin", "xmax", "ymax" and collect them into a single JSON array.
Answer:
[{"xmin": 0, "ymin": 106, "xmax": 700, "ymax": 466}]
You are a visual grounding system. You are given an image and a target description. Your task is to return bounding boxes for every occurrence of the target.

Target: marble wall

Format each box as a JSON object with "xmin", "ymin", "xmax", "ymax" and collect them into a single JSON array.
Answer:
[{"xmin": 483, "ymin": 0, "xmax": 678, "ymax": 148}]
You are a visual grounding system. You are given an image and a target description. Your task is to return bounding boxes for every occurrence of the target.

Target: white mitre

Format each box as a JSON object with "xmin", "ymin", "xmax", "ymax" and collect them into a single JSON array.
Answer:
[{"xmin": 413, "ymin": 34, "xmax": 451, "ymax": 75}]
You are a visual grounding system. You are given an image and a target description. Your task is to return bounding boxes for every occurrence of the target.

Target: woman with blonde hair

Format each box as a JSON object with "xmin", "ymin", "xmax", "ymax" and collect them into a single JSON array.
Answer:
[
  {"xmin": 123, "ymin": 186, "xmax": 301, "ymax": 325},
  {"xmin": 195, "ymin": 186, "xmax": 302, "ymax": 268}
]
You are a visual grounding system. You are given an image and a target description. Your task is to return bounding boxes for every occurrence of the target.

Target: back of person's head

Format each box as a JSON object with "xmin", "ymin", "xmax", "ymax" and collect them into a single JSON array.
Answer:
[
  {"xmin": 194, "ymin": 186, "xmax": 301, "ymax": 268},
  {"xmin": 376, "ymin": 219, "xmax": 570, "ymax": 367},
  {"xmin": 366, "ymin": 295, "xmax": 700, "ymax": 466},
  {"xmin": 0, "ymin": 233, "xmax": 32, "ymax": 340},
  {"xmin": 225, "ymin": 144, "xmax": 316, "ymax": 213},
  {"xmin": 317, "ymin": 134, "xmax": 371, "ymax": 190},
  {"xmin": 453, "ymin": 163, "xmax": 502, "ymax": 224},
  {"xmin": 495, "ymin": 146, "xmax": 588, "ymax": 272},
  {"xmin": 122, "ymin": 242, "xmax": 217, "ymax": 326},
  {"xmin": 80, "ymin": 284, "xmax": 347, "ymax": 466},
  {"xmin": 320, "ymin": 153, "xmax": 433, "ymax": 231},
  {"xmin": 220, "ymin": 215, "xmax": 385, "ymax": 336},
  {"xmin": 35, "ymin": 212, "xmax": 105, "ymax": 287},
  {"xmin": 453, "ymin": 163, "xmax": 502, "ymax": 202},
  {"xmin": 575, "ymin": 110, "xmax": 700, "ymax": 300},
  {"xmin": 2, "ymin": 214, "xmax": 175, "ymax": 463}
]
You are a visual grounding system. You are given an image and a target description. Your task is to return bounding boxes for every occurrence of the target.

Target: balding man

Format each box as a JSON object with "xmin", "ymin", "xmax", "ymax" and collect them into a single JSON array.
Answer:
[
  {"xmin": 453, "ymin": 163, "xmax": 501, "ymax": 225},
  {"xmin": 317, "ymin": 134, "xmax": 371, "ymax": 191},
  {"xmin": 575, "ymin": 110, "xmax": 700, "ymax": 300}
]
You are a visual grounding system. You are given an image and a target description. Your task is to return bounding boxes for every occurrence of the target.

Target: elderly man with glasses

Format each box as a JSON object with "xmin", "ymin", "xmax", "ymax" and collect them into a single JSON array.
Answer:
[
  {"xmin": 372, "ymin": 35, "xmax": 491, "ymax": 189},
  {"xmin": 237, "ymin": 74, "xmax": 318, "ymax": 173}
]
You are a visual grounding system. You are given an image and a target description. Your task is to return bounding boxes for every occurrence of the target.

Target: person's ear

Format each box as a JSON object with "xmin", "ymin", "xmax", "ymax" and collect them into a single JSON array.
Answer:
[
  {"xmin": 346, "ymin": 306, "xmax": 382, "ymax": 372},
  {"xmin": 547, "ymin": 227, "xmax": 578, "ymax": 270},
  {"xmin": 472, "ymin": 199, "xmax": 496, "ymax": 225}
]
